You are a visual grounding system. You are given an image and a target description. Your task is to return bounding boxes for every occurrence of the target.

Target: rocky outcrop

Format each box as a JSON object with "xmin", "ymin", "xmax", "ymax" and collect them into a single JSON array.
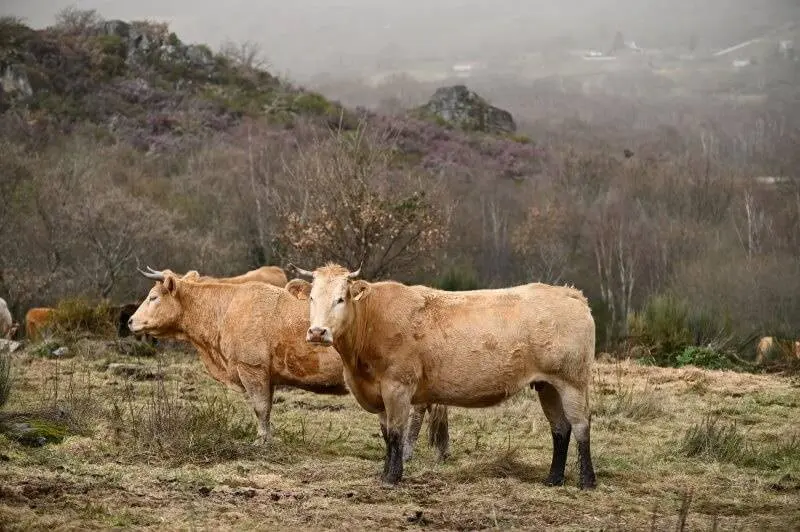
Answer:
[
  {"xmin": 95, "ymin": 20, "xmax": 214, "ymax": 68},
  {"xmin": 418, "ymin": 85, "xmax": 516, "ymax": 134}
]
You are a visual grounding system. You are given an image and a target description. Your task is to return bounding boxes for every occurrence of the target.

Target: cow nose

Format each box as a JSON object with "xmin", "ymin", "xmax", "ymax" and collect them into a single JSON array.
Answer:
[
  {"xmin": 128, "ymin": 318, "xmax": 134, "ymax": 327},
  {"xmin": 307, "ymin": 326, "xmax": 329, "ymax": 342}
]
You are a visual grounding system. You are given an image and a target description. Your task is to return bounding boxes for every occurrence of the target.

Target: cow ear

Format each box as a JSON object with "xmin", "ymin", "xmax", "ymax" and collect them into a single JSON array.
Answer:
[
  {"xmin": 285, "ymin": 279, "xmax": 311, "ymax": 300},
  {"xmin": 349, "ymin": 280, "xmax": 370, "ymax": 301},
  {"xmin": 163, "ymin": 274, "xmax": 178, "ymax": 295}
]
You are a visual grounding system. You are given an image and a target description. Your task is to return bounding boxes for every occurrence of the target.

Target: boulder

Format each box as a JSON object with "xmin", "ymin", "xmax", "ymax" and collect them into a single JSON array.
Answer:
[{"xmin": 419, "ymin": 85, "xmax": 516, "ymax": 134}]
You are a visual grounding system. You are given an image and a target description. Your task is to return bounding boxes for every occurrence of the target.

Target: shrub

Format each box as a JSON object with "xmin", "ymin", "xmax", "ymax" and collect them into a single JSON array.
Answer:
[
  {"xmin": 674, "ymin": 346, "xmax": 735, "ymax": 370},
  {"xmin": 290, "ymin": 91, "xmax": 333, "ymax": 115},
  {"xmin": 628, "ymin": 294, "xmax": 691, "ymax": 355},
  {"xmin": 628, "ymin": 294, "xmax": 739, "ymax": 368},
  {"xmin": 50, "ymin": 298, "xmax": 116, "ymax": 340}
]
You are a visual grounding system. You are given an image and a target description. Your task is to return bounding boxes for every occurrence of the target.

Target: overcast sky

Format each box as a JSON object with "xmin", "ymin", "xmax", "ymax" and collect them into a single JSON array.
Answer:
[{"xmin": 3, "ymin": 1, "xmax": 797, "ymax": 80}]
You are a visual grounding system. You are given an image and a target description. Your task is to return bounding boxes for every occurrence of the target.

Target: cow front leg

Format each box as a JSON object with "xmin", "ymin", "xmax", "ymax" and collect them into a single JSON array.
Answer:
[
  {"xmin": 381, "ymin": 381, "xmax": 413, "ymax": 484},
  {"xmin": 238, "ymin": 365, "xmax": 274, "ymax": 446}
]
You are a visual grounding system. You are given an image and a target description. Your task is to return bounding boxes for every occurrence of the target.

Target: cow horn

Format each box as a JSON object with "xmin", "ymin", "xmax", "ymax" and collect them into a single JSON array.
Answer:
[
  {"xmin": 287, "ymin": 263, "xmax": 314, "ymax": 278},
  {"xmin": 347, "ymin": 263, "xmax": 362, "ymax": 280},
  {"xmin": 137, "ymin": 267, "xmax": 165, "ymax": 281}
]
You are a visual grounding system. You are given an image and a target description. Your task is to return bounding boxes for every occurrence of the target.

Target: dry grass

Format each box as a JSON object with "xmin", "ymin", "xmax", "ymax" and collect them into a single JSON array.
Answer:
[{"xmin": 0, "ymin": 351, "xmax": 798, "ymax": 530}]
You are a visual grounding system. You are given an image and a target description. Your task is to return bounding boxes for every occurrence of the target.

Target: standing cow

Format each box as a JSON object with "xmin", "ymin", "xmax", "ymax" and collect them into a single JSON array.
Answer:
[
  {"xmin": 287, "ymin": 263, "xmax": 597, "ymax": 489},
  {"xmin": 129, "ymin": 268, "xmax": 449, "ymax": 459}
]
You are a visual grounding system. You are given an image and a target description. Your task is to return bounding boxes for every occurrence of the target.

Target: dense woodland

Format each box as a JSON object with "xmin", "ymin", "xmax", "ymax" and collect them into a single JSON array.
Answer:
[{"xmin": 1, "ymin": 10, "xmax": 799, "ymax": 361}]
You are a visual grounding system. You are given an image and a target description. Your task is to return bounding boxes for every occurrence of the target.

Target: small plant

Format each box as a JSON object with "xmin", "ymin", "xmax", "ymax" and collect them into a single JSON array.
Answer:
[
  {"xmin": 674, "ymin": 346, "xmax": 735, "ymax": 370},
  {"xmin": 681, "ymin": 415, "xmax": 747, "ymax": 463}
]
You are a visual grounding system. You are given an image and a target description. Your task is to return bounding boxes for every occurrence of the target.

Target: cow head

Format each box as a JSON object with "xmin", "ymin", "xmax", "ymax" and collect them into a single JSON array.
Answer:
[
  {"xmin": 287, "ymin": 262, "xmax": 368, "ymax": 346},
  {"xmin": 128, "ymin": 267, "xmax": 183, "ymax": 337}
]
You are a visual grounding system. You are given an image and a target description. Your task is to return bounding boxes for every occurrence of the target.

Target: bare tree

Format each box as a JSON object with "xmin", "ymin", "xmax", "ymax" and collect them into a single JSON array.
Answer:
[
  {"xmin": 275, "ymin": 123, "xmax": 447, "ymax": 279},
  {"xmin": 219, "ymin": 39, "xmax": 269, "ymax": 70}
]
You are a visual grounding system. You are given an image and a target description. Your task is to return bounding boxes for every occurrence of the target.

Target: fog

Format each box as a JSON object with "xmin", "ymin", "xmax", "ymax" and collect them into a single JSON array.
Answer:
[{"xmin": 3, "ymin": 0, "xmax": 798, "ymax": 81}]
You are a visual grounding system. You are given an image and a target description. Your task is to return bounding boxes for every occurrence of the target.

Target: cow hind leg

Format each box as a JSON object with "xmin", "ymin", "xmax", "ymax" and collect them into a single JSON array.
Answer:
[
  {"xmin": 559, "ymin": 384, "xmax": 597, "ymax": 490},
  {"xmin": 379, "ymin": 414, "xmax": 391, "ymax": 476},
  {"xmin": 403, "ymin": 404, "xmax": 426, "ymax": 462},
  {"xmin": 534, "ymin": 381, "xmax": 571, "ymax": 487},
  {"xmin": 237, "ymin": 366, "xmax": 274, "ymax": 446},
  {"xmin": 427, "ymin": 404, "xmax": 450, "ymax": 461}
]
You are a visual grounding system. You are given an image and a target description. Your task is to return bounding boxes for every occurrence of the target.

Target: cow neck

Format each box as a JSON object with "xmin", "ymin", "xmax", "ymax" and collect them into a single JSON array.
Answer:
[
  {"xmin": 175, "ymin": 282, "xmax": 236, "ymax": 361},
  {"xmin": 334, "ymin": 295, "xmax": 372, "ymax": 369}
]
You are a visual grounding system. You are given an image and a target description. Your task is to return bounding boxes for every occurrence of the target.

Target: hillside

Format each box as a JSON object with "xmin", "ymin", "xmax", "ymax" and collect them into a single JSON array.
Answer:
[{"xmin": 0, "ymin": 13, "xmax": 540, "ymax": 308}]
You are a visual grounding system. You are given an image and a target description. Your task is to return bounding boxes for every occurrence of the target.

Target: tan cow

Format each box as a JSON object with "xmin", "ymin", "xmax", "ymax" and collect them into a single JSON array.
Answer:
[
  {"xmin": 287, "ymin": 263, "xmax": 597, "ymax": 489},
  {"xmin": 189, "ymin": 266, "xmax": 287, "ymax": 287},
  {"xmin": 129, "ymin": 268, "xmax": 449, "ymax": 459}
]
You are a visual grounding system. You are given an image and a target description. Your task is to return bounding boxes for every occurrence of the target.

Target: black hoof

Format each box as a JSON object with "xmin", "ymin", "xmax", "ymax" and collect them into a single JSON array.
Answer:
[
  {"xmin": 579, "ymin": 477, "xmax": 597, "ymax": 490},
  {"xmin": 545, "ymin": 475, "xmax": 565, "ymax": 487},
  {"xmin": 381, "ymin": 472, "xmax": 402, "ymax": 485}
]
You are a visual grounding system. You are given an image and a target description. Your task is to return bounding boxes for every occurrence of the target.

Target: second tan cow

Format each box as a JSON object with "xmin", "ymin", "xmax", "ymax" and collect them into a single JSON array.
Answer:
[
  {"xmin": 129, "ymin": 268, "xmax": 449, "ymax": 458},
  {"xmin": 288, "ymin": 263, "xmax": 597, "ymax": 489}
]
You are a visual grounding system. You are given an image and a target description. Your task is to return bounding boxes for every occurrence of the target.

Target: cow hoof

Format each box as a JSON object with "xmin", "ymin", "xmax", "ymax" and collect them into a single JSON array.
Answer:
[
  {"xmin": 252, "ymin": 435, "xmax": 271, "ymax": 447},
  {"xmin": 545, "ymin": 475, "xmax": 565, "ymax": 487},
  {"xmin": 578, "ymin": 478, "xmax": 597, "ymax": 490},
  {"xmin": 381, "ymin": 472, "xmax": 402, "ymax": 485}
]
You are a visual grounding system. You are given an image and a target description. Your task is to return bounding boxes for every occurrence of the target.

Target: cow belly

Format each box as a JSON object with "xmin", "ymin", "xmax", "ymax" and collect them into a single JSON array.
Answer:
[{"xmin": 421, "ymin": 345, "xmax": 543, "ymax": 407}]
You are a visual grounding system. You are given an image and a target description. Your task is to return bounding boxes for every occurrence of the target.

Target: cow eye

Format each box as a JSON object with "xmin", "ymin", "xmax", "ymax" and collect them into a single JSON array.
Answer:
[
  {"xmin": 336, "ymin": 297, "xmax": 345, "ymax": 305},
  {"xmin": 148, "ymin": 295, "xmax": 157, "ymax": 302}
]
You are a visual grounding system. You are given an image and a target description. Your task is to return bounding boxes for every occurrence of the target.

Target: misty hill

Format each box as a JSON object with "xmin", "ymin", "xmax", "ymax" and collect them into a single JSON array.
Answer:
[{"xmin": 0, "ymin": 13, "xmax": 534, "ymax": 167}]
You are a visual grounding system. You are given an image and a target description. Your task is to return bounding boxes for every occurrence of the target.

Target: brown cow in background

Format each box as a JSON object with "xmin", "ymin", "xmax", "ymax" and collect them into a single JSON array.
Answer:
[{"xmin": 25, "ymin": 307, "xmax": 55, "ymax": 342}]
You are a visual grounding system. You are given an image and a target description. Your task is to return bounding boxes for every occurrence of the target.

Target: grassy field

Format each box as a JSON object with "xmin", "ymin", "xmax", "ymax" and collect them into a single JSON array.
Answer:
[{"xmin": 0, "ymin": 341, "xmax": 798, "ymax": 531}]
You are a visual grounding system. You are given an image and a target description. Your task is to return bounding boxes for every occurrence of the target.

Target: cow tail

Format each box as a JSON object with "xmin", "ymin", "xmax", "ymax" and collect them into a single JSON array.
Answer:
[{"xmin": 427, "ymin": 404, "xmax": 450, "ymax": 458}]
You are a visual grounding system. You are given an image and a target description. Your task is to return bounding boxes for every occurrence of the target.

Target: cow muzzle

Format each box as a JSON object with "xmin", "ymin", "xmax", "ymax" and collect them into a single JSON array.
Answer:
[
  {"xmin": 128, "ymin": 317, "xmax": 145, "ymax": 334},
  {"xmin": 307, "ymin": 326, "xmax": 333, "ymax": 345}
]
